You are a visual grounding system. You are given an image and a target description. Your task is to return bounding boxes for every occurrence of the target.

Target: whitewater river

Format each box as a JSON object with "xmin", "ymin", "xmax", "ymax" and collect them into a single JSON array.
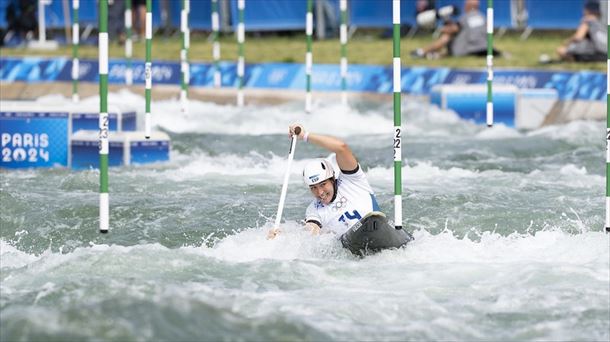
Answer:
[{"xmin": 1, "ymin": 91, "xmax": 608, "ymax": 341}]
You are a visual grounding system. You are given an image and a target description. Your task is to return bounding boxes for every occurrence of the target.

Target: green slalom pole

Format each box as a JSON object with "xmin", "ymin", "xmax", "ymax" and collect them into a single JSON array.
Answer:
[
  {"xmin": 305, "ymin": 0, "xmax": 313, "ymax": 113},
  {"xmin": 212, "ymin": 0, "xmax": 221, "ymax": 87},
  {"xmin": 71, "ymin": 0, "xmax": 79, "ymax": 102},
  {"xmin": 99, "ymin": 0, "xmax": 109, "ymax": 233},
  {"xmin": 606, "ymin": 7, "xmax": 609, "ymax": 233},
  {"xmin": 125, "ymin": 0, "xmax": 133, "ymax": 85},
  {"xmin": 486, "ymin": 0, "xmax": 494, "ymax": 127},
  {"xmin": 340, "ymin": 0, "xmax": 348, "ymax": 106},
  {"xmin": 392, "ymin": 0, "xmax": 402, "ymax": 230},
  {"xmin": 236, "ymin": 0, "xmax": 245, "ymax": 106},
  {"xmin": 144, "ymin": 0, "xmax": 152, "ymax": 138},
  {"xmin": 180, "ymin": 0, "xmax": 190, "ymax": 113}
]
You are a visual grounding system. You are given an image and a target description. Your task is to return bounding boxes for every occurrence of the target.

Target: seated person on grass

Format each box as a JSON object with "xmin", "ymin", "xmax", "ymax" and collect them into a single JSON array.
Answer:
[
  {"xmin": 555, "ymin": 1, "xmax": 606, "ymax": 62},
  {"xmin": 411, "ymin": 0, "xmax": 492, "ymax": 59}
]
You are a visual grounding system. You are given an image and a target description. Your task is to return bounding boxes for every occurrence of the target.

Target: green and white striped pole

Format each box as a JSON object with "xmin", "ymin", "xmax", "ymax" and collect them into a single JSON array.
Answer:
[
  {"xmin": 339, "ymin": 0, "xmax": 348, "ymax": 106},
  {"xmin": 99, "ymin": 0, "xmax": 109, "ymax": 233},
  {"xmin": 212, "ymin": 0, "xmax": 221, "ymax": 87},
  {"xmin": 180, "ymin": 0, "xmax": 190, "ymax": 113},
  {"xmin": 392, "ymin": 0, "xmax": 402, "ymax": 230},
  {"xmin": 606, "ymin": 5, "xmax": 609, "ymax": 233},
  {"xmin": 236, "ymin": 0, "xmax": 245, "ymax": 106},
  {"xmin": 305, "ymin": 0, "xmax": 313, "ymax": 113},
  {"xmin": 486, "ymin": 0, "xmax": 494, "ymax": 127},
  {"xmin": 71, "ymin": 0, "xmax": 79, "ymax": 102},
  {"xmin": 125, "ymin": 0, "xmax": 133, "ymax": 85},
  {"xmin": 144, "ymin": 0, "xmax": 152, "ymax": 138}
]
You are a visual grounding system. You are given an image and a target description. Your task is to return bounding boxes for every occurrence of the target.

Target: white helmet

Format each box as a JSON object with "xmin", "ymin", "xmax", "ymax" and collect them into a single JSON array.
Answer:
[{"xmin": 303, "ymin": 159, "xmax": 335, "ymax": 186}]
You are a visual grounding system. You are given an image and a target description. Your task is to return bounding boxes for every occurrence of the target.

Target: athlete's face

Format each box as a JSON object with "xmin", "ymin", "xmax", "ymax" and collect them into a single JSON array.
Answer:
[{"xmin": 309, "ymin": 179, "xmax": 334, "ymax": 205}]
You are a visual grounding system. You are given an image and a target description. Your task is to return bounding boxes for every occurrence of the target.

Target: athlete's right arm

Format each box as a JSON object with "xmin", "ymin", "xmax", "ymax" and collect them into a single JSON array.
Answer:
[
  {"xmin": 304, "ymin": 221, "xmax": 321, "ymax": 235},
  {"xmin": 305, "ymin": 202, "xmax": 323, "ymax": 236},
  {"xmin": 289, "ymin": 123, "xmax": 358, "ymax": 172}
]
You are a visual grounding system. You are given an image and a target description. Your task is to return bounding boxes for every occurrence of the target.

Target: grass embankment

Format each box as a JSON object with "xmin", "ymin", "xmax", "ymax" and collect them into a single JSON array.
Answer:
[{"xmin": 0, "ymin": 30, "xmax": 604, "ymax": 71}]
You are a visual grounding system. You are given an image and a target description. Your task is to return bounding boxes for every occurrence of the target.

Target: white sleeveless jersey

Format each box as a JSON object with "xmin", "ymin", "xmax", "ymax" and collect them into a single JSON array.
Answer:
[{"xmin": 305, "ymin": 165, "xmax": 380, "ymax": 236}]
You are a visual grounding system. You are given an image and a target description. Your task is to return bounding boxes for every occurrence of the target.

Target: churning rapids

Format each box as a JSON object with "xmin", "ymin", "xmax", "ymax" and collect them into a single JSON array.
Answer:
[{"xmin": 1, "ymin": 91, "xmax": 608, "ymax": 341}]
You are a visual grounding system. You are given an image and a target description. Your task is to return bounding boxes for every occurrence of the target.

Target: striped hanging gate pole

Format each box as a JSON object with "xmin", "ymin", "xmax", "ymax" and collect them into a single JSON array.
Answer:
[
  {"xmin": 144, "ymin": 0, "xmax": 152, "ymax": 138},
  {"xmin": 606, "ymin": 4, "xmax": 609, "ymax": 233},
  {"xmin": 99, "ymin": 0, "xmax": 109, "ymax": 233},
  {"xmin": 392, "ymin": 0, "xmax": 402, "ymax": 230},
  {"xmin": 236, "ymin": 0, "xmax": 245, "ymax": 106},
  {"xmin": 340, "ymin": 0, "xmax": 348, "ymax": 106},
  {"xmin": 486, "ymin": 0, "xmax": 494, "ymax": 127},
  {"xmin": 305, "ymin": 0, "xmax": 313, "ymax": 113},
  {"xmin": 125, "ymin": 0, "xmax": 133, "ymax": 85},
  {"xmin": 180, "ymin": 0, "xmax": 190, "ymax": 113},
  {"xmin": 212, "ymin": 0, "xmax": 221, "ymax": 87},
  {"xmin": 71, "ymin": 0, "xmax": 79, "ymax": 102}
]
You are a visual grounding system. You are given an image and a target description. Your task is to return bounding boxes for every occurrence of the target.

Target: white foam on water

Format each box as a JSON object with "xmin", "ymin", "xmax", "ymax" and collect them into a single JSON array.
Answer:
[
  {"xmin": 1, "ymin": 227, "xmax": 607, "ymax": 270},
  {"xmin": 194, "ymin": 223, "xmax": 347, "ymax": 262},
  {"xmin": 523, "ymin": 163, "xmax": 602, "ymax": 189},
  {"xmin": 559, "ymin": 164, "xmax": 588, "ymax": 176},
  {"xmin": 124, "ymin": 145, "xmax": 603, "ymax": 194},
  {"xmin": 396, "ymin": 228, "xmax": 609, "ymax": 266},
  {"xmin": 366, "ymin": 161, "xmax": 479, "ymax": 184},
  {"xmin": 152, "ymin": 97, "xmax": 392, "ymax": 137},
  {"xmin": 527, "ymin": 120, "xmax": 602, "ymax": 145},
  {"xmin": 3, "ymin": 90, "xmax": 606, "ymax": 339},
  {"xmin": 145, "ymin": 150, "xmax": 316, "ymax": 183},
  {"xmin": 0, "ymin": 240, "xmax": 41, "ymax": 269},
  {"xmin": 23, "ymin": 91, "xmax": 605, "ymax": 146},
  {"xmin": 475, "ymin": 123, "xmax": 522, "ymax": 139},
  {"xmin": 137, "ymin": 151, "xmax": 486, "ymax": 188},
  {"xmin": 39, "ymin": 90, "xmax": 485, "ymax": 139}
]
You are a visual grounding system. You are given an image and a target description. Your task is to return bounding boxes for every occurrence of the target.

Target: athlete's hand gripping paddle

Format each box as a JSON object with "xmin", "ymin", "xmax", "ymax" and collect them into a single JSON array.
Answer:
[{"xmin": 267, "ymin": 126, "xmax": 301, "ymax": 240}]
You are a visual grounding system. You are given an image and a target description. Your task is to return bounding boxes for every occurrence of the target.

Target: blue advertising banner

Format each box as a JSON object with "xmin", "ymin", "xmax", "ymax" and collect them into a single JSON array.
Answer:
[
  {"xmin": 0, "ymin": 111, "xmax": 69, "ymax": 168},
  {"xmin": 130, "ymin": 140, "xmax": 170, "ymax": 165},
  {"xmin": 0, "ymin": 57, "xmax": 605, "ymax": 102},
  {"xmin": 71, "ymin": 140, "xmax": 124, "ymax": 170},
  {"xmin": 72, "ymin": 112, "xmax": 137, "ymax": 133}
]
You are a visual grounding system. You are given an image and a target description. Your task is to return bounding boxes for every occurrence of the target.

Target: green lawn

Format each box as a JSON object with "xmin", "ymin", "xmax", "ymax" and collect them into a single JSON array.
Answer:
[{"xmin": 0, "ymin": 30, "xmax": 604, "ymax": 72}]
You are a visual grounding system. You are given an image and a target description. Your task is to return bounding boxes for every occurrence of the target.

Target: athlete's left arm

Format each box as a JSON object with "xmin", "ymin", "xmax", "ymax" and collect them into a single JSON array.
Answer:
[{"xmin": 289, "ymin": 123, "xmax": 358, "ymax": 172}]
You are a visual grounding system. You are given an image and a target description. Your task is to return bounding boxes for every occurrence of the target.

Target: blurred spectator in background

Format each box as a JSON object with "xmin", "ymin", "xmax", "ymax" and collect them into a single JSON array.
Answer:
[
  {"xmin": 133, "ymin": 0, "xmax": 146, "ymax": 39},
  {"xmin": 555, "ymin": 1, "xmax": 606, "ymax": 62},
  {"xmin": 415, "ymin": 0, "xmax": 435, "ymax": 17},
  {"xmin": 411, "ymin": 0, "xmax": 491, "ymax": 59},
  {"xmin": 3, "ymin": 0, "xmax": 37, "ymax": 45},
  {"xmin": 108, "ymin": 0, "xmax": 126, "ymax": 42}
]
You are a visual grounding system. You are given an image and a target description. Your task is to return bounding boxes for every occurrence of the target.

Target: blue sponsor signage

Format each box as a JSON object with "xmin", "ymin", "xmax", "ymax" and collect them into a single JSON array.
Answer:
[
  {"xmin": 0, "ymin": 57, "xmax": 605, "ymax": 101},
  {"xmin": 0, "ymin": 111, "xmax": 69, "ymax": 168},
  {"xmin": 130, "ymin": 140, "xmax": 170, "ymax": 165},
  {"xmin": 71, "ymin": 140, "xmax": 124, "ymax": 170},
  {"xmin": 72, "ymin": 112, "xmax": 137, "ymax": 133}
]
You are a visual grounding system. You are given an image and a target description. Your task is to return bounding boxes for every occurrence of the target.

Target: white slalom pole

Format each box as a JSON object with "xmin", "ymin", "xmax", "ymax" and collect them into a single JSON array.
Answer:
[
  {"xmin": 144, "ymin": 0, "xmax": 152, "ymax": 138},
  {"xmin": 486, "ymin": 0, "xmax": 494, "ymax": 127},
  {"xmin": 305, "ymin": 0, "xmax": 313, "ymax": 113},
  {"xmin": 271, "ymin": 127, "xmax": 301, "ymax": 237},
  {"xmin": 606, "ymin": 4, "xmax": 610, "ymax": 233},
  {"xmin": 392, "ymin": 0, "xmax": 402, "ymax": 230},
  {"xmin": 125, "ymin": 0, "xmax": 133, "ymax": 85},
  {"xmin": 99, "ymin": 0, "xmax": 109, "ymax": 233},
  {"xmin": 212, "ymin": 0, "xmax": 221, "ymax": 87},
  {"xmin": 339, "ymin": 0, "xmax": 348, "ymax": 106},
  {"xmin": 236, "ymin": 0, "xmax": 245, "ymax": 107},
  {"xmin": 180, "ymin": 0, "xmax": 190, "ymax": 114},
  {"xmin": 72, "ymin": 0, "xmax": 80, "ymax": 103}
]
